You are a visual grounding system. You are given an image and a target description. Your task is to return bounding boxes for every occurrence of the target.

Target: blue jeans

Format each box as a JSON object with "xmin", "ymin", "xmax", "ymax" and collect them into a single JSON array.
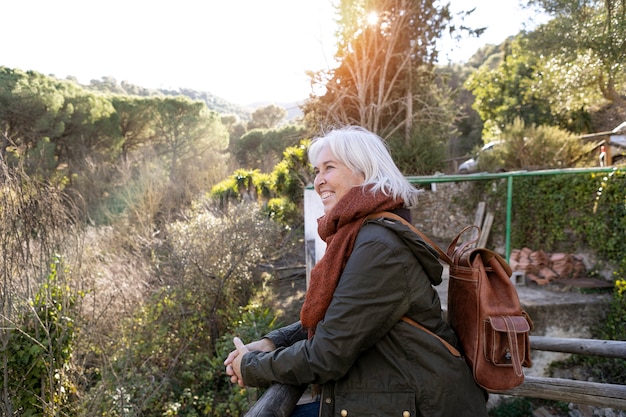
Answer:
[{"xmin": 290, "ymin": 401, "xmax": 320, "ymax": 417}]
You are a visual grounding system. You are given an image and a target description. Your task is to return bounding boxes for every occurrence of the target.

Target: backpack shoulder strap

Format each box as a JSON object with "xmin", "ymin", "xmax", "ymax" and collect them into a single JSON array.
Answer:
[
  {"xmin": 401, "ymin": 316, "xmax": 461, "ymax": 357},
  {"xmin": 366, "ymin": 211, "xmax": 453, "ymax": 265}
]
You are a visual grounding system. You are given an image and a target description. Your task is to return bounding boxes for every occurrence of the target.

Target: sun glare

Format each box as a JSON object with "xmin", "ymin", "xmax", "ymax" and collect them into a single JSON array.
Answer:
[{"xmin": 366, "ymin": 11, "xmax": 379, "ymax": 25}]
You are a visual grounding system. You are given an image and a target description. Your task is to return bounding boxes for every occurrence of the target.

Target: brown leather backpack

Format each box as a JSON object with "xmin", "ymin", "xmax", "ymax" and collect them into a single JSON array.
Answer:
[{"xmin": 369, "ymin": 212, "xmax": 533, "ymax": 392}]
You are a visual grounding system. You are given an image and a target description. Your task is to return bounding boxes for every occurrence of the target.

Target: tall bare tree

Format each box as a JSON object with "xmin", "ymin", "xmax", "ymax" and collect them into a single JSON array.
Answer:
[{"xmin": 303, "ymin": 0, "xmax": 452, "ymax": 141}]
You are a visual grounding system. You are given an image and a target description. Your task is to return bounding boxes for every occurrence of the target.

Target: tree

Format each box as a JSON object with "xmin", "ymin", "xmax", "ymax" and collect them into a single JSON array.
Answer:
[
  {"xmin": 301, "ymin": 0, "xmax": 472, "ymax": 174},
  {"xmin": 111, "ymin": 95, "xmax": 157, "ymax": 162},
  {"xmin": 0, "ymin": 67, "xmax": 66, "ymax": 163},
  {"xmin": 526, "ymin": 0, "xmax": 626, "ymax": 110},
  {"xmin": 152, "ymin": 96, "xmax": 229, "ymax": 215},
  {"xmin": 153, "ymin": 97, "xmax": 227, "ymax": 178},
  {"xmin": 466, "ymin": 36, "xmax": 557, "ymax": 138},
  {"xmin": 231, "ymin": 125, "xmax": 306, "ymax": 172},
  {"xmin": 53, "ymin": 85, "xmax": 120, "ymax": 172},
  {"xmin": 304, "ymin": 0, "xmax": 453, "ymax": 141},
  {"xmin": 247, "ymin": 104, "xmax": 287, "ymax": 130},
  {"xmin": 0, "ymin": 67, "xmax": 120, "ymax": 181},
  {"xmin": 435, "ymin": 64, "xmax": 483, "ymax": 158}
]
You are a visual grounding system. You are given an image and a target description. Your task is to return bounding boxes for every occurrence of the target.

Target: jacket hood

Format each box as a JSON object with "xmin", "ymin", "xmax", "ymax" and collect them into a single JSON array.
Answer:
[{"xmin": 364, "ymin": 217, "xmax": 444, "ymax": 286}]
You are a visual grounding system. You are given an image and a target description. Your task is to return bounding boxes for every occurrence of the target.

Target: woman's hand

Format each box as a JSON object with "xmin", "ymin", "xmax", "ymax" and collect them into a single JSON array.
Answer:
[{"xmin": 224, "ymin": 337, "xmax": 276, "ymax": 387}]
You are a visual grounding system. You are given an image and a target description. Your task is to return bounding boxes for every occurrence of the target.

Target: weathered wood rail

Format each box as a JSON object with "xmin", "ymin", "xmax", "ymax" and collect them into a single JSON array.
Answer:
[
  {"xmin": 498, "ymin": 335, "xmax": 626, "ymax": 409},
  {"xmin": 244, "ymin": 336, "xmax": 626, "ymax": 416},
  {"xmin": 244, "ymin": 384, "xmax": 306, "ymax": 417}
]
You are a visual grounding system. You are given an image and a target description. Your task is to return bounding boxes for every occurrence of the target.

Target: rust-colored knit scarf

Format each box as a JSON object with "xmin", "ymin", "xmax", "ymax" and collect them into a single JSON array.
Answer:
[{"xmin": 300, "ymin": 185, "xmax": 404, "ymax": 336}]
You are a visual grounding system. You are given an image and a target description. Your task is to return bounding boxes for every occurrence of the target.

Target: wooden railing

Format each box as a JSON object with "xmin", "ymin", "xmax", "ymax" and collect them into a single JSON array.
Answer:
[
  {"xmin": 244, "ymin": 336, "xmax": 626, "ymax": 416},
  {"xmin": 499, "ymin": 336, "xmax": 626, "ymax": 409}
]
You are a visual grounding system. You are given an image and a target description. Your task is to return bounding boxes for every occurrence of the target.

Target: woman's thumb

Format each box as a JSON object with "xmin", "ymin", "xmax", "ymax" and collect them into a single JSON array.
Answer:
[{"xmin": 233, "ymin": 337, "xmax": 246, "ymax": 351}]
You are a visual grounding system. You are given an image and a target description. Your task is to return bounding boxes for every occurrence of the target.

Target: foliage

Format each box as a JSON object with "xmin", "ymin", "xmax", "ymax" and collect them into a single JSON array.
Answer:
[
  {"xmin": 478, "ymin": 118, "xmax": 596, "ymax": 172},
  {"xmin": 162, "ymin": 304, "xmax": 279, "ymax": 417},
  {"xmin": 5, "ymin": 257, "xmax": 82, "ymax": 416},
  {"xmin": 212, "ymin": 140, "xmax": 313, "ymax": 224},
  {"xmin": 585, "ymin": 169, "xmax": 626, "ymax": 266},
  {"xmin": 513, "ymin": 169, "xmax": 625, "ymax": 262},
  {"xmin": 247, "ymin": 104, "xmax": 287, "ymax": 130},
  {"xmin": 489, "ymin": 397, "xmax": 532, "ymax": 417},
  {"xmin": 464, "ymin": 28, "xmax": 622, "ymax": 136},
  {"xmin": 271, "ymin": 142, "xmax": 312, "ymax": 206},
  {"xmin": 0, "ymin": 66, "xmax": 120, "ymax": 183},
  {"xmin": 0, "ymin": 157, "xmax": 83, "ymax": 416},
  {"xmin": 0, "ymin": 66, "xmax": 231, "ymax": 225},
  {"xmin": 151, "ymin": 96, "xmax": 229, "ymax": 217},
  {"xmin": 436, "ymin": 64, "xmax": 485, "ymax": 159},
  {"xmin": 526, "ymin": 0, "xmax": 626, "ymax": 110},
  {"xmin": 488, "ymin": 397, "xmax": 568, "ymax": 417},
  {"xmin": 85, "ymin": 75, "xmax": 252, "ymax": 122},
  {"xmin": 230, "ymin": 124, "xmax": 306, "ymax": 172},
  {"xmin": 387, "ymin": 119, "xmax": 448, "ymax": 175},
  {"xmin": 303, "ymin": 0, "xmax": 453, "ymax": 140},
  {"xmin": 457, "ymin": 167, "xmax": 625, "ymax": 267},
  {"xmin": 80, "ymin": 204, "xmax": 281, "ymax": 416},
  {"xmin": 264, "ymin": 197, "xmax": 300, "ymax": 226},
  {"xmin": 466, "ymin": 36, "xmax": 559, "ymax": 137},
  {"xmin": 599, "ymin": 280, "xmax": 626, "ymax": 342}
]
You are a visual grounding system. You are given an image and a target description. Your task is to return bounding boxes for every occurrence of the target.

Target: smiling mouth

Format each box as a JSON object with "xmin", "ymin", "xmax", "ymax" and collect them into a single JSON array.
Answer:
[{"xmin": 320, "ymin": 191, "xmax": 333, "ymax": 200}]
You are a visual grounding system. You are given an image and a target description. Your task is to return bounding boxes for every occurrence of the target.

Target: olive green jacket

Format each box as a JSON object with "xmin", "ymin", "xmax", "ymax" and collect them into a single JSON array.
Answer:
[{"xmin": 241, "ymin": 216, "xmax": 488, "ymax": 417}]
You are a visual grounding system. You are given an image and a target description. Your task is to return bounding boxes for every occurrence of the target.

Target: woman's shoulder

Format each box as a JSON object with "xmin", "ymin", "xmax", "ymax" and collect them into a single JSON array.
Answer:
[
  {"xmin": 357, "ymin": 217, "xmax": 407, "ymax": 247},
  {"xmin": 358, "ymin": 215, "xmax": 443, "ymax": 282}
]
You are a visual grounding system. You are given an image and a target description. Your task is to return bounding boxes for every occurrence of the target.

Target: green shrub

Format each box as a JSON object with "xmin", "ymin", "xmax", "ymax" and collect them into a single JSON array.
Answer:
[
  {"xmin": 79, "ymin": 204, "xmax": 282, "ymax": 416},
  {"xmin": 480, "ymin": 118, "xmax": 595, "ymax": 172},
  {"xmin": 489, "ymin": 398, "xmax": 568, "ymax": 417},
  {"xmin": 163, "ymin": 304, "xmax": 279, "ymax": 417},
  {"xmin": 264, "ymin": 197, "xmax": 300, "ymax": 226},
  {"xmin": 5, "ymin": 257, "xmax": 81, "ymax": 417},
  {"xmin": 460, "ymin": 168, "xmax": 625, "ymax": 266},
  {"xmin": 489, "ymin": 397, "xmax": 532, "ymax": 417}
]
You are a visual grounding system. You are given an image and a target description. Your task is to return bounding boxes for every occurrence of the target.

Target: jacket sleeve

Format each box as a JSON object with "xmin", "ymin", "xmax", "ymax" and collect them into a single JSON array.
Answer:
[
  {"xmin": 241, "ymin": 223, "xmax": 422, "ymax": 387},
  {"xmin": 263, "ymin": 321, "xmax": 308, "ymax": 348}
]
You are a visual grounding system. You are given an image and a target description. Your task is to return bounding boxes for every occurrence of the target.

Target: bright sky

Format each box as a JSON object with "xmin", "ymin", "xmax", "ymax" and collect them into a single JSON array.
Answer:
[{"xmin": 3, "ymin": 0, "xmax": 547, "ymax": 106}]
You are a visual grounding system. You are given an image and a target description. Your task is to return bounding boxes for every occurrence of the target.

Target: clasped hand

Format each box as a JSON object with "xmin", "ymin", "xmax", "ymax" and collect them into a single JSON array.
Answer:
[{"xmin": 224, "ymin": 337, "xmax": 276, "ymax": 387}]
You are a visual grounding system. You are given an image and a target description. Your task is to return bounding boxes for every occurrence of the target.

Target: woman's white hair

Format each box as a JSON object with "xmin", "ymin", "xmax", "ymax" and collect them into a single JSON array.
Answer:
[{"xmin": 308, "ymin": 126, "xmax": 419, "ymax": 207}]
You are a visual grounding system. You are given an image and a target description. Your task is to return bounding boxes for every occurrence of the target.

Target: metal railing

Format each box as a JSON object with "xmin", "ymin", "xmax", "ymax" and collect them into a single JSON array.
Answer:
[{"xmin": 405, "ymin": 166, "xmax": 622, "ymax": 262}]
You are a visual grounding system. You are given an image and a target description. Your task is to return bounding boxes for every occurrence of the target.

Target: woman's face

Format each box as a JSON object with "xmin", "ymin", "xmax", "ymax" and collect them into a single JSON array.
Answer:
[{"xmin": 313, "ymin": 145, "xmax": 365, "ymax": 214}]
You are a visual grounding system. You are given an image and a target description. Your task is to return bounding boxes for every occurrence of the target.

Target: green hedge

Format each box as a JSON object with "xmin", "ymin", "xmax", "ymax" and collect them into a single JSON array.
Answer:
[{"xmin": 472, "ymin": 169, "xmax": 625, "ymax": 274}]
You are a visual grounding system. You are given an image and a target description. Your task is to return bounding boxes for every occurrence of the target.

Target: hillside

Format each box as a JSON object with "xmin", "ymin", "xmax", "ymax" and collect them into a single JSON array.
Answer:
[{"xmin": 81, "ymin": 75, "xmax": 254, "ymax": 120}]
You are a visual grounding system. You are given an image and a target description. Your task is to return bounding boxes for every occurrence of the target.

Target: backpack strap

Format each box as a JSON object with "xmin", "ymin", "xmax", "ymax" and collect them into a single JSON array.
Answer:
[
  {"xmin": 446, "ymin": 225, "xmax": 480, "ymax": 262},
  {"xmin": 401, "ymin": 316, "xmax": 461, "ymax": 357},
  {"xmin": 365, "ymin": 213, "xmax": 462, "ymax": 358},
  {"xmin": 366, "ymin": 211, "xmax": 454, "ymax": 265},
  {"xmin": 502, "ymin": 315, "xmax": 524, "ymax": 377}
]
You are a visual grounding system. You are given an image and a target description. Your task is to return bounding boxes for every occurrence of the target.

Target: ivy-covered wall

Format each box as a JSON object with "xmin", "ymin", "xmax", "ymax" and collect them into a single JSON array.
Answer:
[{"xmin": 413, "ymin": 169, "xmax": 625, "ymax": 279}]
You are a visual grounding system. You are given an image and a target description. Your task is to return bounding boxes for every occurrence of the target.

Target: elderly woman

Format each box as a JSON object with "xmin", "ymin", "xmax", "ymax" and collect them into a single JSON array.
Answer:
[{"xmin": 225, "ymin": 126, "xmax": 487, "ymax": 417}]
